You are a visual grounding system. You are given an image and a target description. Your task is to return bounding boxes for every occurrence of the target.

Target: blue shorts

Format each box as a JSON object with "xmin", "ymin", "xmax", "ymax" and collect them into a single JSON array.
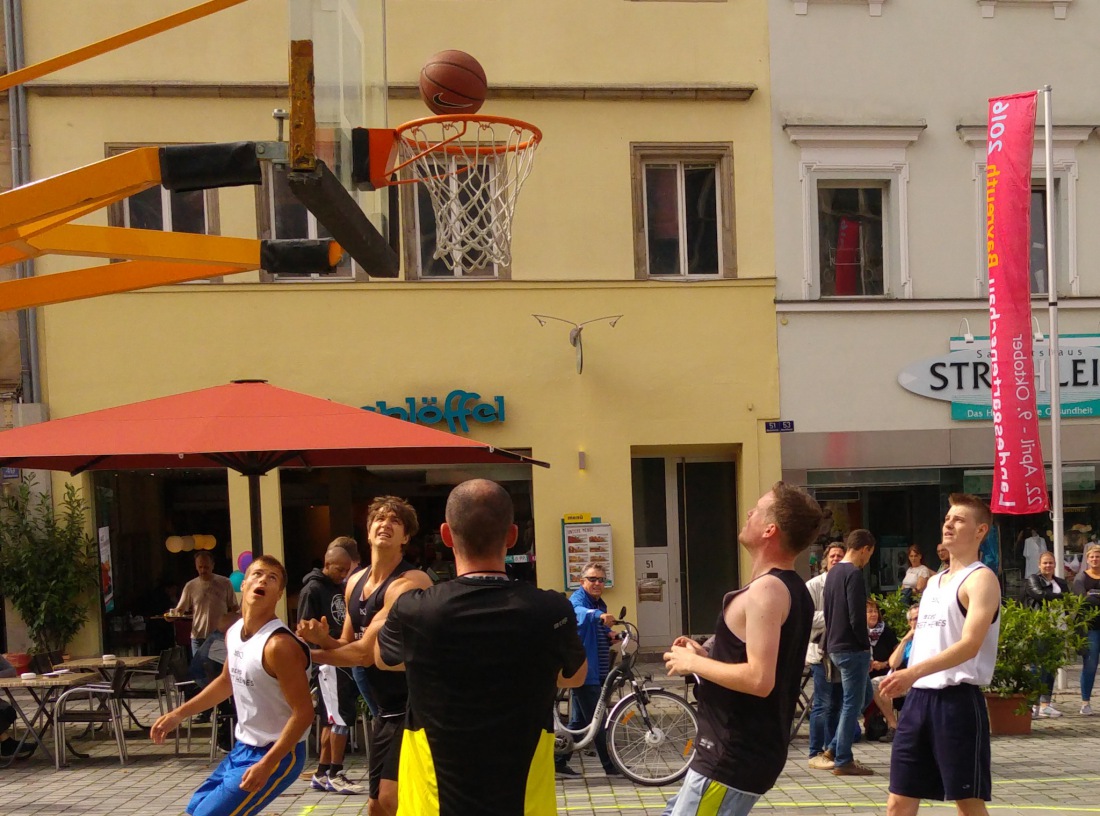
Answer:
[
  {"xmin": 888, "ymin": 684, "xmax": 991, "ymax": 803},
  {"xmin": 662, "ymin": 768, "xmax": 761, "ymax": 816},
  {"xmin": 187, "ymin": 740, "xmax": 306, "ymax": 816}
]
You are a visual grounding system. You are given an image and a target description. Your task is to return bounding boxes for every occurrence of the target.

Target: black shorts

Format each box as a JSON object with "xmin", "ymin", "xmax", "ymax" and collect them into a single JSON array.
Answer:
[
  {"xmin": 367, "ymin": 715, "xmax": 403, "ymax": 799},
  {"xmin": 888, "ymin": 684, "xmax": 991, "ymax": 802}
]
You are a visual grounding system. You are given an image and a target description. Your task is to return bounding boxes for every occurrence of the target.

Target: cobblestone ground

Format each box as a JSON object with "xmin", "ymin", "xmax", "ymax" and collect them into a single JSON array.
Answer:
[{"xmin": 1, "ymin": 670, "xmax": 1097, "ymax": 816}]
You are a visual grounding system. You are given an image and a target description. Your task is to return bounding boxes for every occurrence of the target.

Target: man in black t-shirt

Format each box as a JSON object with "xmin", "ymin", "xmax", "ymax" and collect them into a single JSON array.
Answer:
[
  {"xmin": 376, "ymin": 479, "xmax": 588, "ymax": 816},
  {"xmin": 817, "ymin": 529, "xmax": 876, "ymax": 776}
]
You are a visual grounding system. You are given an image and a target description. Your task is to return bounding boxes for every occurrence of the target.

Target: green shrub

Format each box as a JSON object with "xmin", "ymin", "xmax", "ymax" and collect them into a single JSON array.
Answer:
[{"xmin": 0, "ymin": 479, "xmax": 99, "ymax": 654}]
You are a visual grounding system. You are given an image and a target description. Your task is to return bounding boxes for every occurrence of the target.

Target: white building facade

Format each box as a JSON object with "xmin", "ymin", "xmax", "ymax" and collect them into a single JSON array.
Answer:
[{"xmin": 768, "ymin": 0, "xmax": 1100, "ymax": 594}]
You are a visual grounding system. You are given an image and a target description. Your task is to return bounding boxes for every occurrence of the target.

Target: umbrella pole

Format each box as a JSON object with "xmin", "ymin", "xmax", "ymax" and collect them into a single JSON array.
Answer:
[{"xmin": 248, "ymin": 473, "xmax": 264, "ymax": 557}]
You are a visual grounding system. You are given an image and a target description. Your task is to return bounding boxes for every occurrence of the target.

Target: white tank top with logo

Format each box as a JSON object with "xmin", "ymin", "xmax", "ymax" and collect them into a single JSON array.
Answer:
[
  {"xmin": 226, "ymin": 617, "xmax": 311, "ymax": 746},
  {"xmin": 910, "ymin": 561, "xmax": 1000, "ymax": 690}
]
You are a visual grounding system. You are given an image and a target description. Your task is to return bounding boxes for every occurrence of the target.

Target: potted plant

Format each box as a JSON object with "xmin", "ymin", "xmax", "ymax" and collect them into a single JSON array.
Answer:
[
  {"xmin": 0, "ymin": 478, "xmax": 99, "ymax": 656},
  {"xmin": 984, "ymin": 594, "xmax": 1098, "ymax": 735}
]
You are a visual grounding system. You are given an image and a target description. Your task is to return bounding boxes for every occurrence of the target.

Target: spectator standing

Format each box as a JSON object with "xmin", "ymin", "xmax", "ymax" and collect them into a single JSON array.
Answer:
[
  {"xmin": 1072, "ymin": 543, "xmax": 1100, "ymax": 716},
  {"xmin": 815, "ymin": 529, "xmax": 876, "ymax": 776},
  {"xmin": 174, "ymin": 551, "xmax": 240, "ymax": 657},
  {"xmin": 936, "ymin": 543, "xmax": 950, "ymax": 573},
  {"xmin": 376, "ymin": 479, "xmax": 588, "ymax": 816},
  {"xmin": 556, "ymin": 561, "xmax": 619, "ymax": 777},
  {"xmin": 880, "ymin": 494, "xmax": 1001, "ymax": 816},
  {"xmin": 805, "ymin": 542, "xmax": 845, "ymax": 766},
  {"xmin": 900, "ymin": 546, "xmax": 934, "ymax": 597},
  {"xmin": 297, "ymin": 545, "xmax": 363, "ymax": 795},
  {"xmin": 1024, "ymin": 551, "xmax": 1069, "ymax": 718}
]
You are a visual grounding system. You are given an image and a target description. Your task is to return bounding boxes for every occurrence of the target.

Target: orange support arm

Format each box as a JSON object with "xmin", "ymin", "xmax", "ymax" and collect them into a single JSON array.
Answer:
[
  {"xmin": 0, "ymin": 0, "xmax": 253, "ymax": 93},
  {"xmin": 0, "ymin": 261, "xmax": 247, "ymax": 312},
  {"xmin": 0, "ymin": 148, "xmax": 162, "ymax": 245}
]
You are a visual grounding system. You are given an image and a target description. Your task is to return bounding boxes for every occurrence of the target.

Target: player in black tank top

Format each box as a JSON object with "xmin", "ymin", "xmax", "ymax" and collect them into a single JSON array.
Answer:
[
  {"xmin": 691, "ymin": 569, "xmax": 812, "ymax": 794},
  {"xmin": 347, "ymin": 561, "xmax": 417, "ymax": 717},
  {"xmin": 661, "ymin": 484, "xmax": 822, "ymax": 815}
]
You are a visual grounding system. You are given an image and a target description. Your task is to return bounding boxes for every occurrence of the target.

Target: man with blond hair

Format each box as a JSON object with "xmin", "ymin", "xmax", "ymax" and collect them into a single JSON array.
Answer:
[{"xmin": 881, "ymin": 493, "xmax": 1001, "ymax": 816}]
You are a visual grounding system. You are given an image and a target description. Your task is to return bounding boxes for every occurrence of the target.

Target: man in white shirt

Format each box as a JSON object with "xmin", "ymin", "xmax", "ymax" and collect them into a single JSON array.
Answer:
[{"xmin": 880, "ymin": 494, "xmax": 1001, "ymax": 816}]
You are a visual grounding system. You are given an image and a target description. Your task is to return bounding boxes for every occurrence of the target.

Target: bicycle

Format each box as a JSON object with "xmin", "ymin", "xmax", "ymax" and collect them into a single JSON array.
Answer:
[{"xmin": 553, "ymin": 608, "xmax": 699, "ymax": 786}]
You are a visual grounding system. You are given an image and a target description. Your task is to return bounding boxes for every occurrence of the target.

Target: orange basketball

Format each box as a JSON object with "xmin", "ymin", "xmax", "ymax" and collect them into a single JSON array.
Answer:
[{"xmin": 419, "ymin": 50, "xmax": 487, "ymax": 115}]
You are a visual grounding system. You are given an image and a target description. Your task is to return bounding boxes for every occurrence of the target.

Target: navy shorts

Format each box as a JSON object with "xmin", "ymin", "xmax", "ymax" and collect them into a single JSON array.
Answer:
[{"xmin": 888, "ymin": 684, "xmax": 991, "ymax": 803}]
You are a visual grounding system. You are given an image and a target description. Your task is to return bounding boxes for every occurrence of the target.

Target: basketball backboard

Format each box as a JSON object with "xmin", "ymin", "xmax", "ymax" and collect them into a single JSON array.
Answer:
[{"xmin": 286, "ymin": 0, "xmax": 395, "ymax": 274}]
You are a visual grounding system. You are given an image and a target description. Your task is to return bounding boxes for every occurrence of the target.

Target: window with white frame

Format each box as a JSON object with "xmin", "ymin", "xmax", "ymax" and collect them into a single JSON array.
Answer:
[
  {"xmin": 255, "ymin": 162, "xmax": 359, "ymax": 280},
  {"xmin": 785, "ymin": 125, "xmax": 924, "ymax": 300},
  {"xmin": 631, "ymin": 143, "xmax": 736, "ymax": 279},
  {"xmin": 958, "ymin": 125, "xmax": 1088, "ymax": 298},
  {"xmin": 402, "ymin": 156, "xmax": 506, "ymax": 279}
]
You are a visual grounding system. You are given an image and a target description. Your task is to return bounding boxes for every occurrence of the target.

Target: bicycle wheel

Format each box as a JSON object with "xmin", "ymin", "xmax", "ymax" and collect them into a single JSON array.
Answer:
[{"xmin": 606, "ymin": 688, "xmax": 698, "ymax": 786}]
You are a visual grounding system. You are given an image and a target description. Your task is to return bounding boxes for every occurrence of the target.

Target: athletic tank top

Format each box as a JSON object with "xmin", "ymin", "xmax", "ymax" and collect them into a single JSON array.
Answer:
[
  {"xmin": 348, "ymin": 561, "xmax": 416, "ymax": 717},
  {"xmin": 690, "ymin": 569, "xmax": 813, "ymax": 795},
  {"xmin": 226, "ymin": 618, "xmax": 312, "ymax": 747},
  {"xmin": 910, "ymin": 561, "xmax": 1000, "ymax": 690}
]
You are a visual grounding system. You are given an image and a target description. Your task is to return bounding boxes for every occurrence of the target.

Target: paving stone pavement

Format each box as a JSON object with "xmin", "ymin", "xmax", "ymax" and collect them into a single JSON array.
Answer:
[{"xmin": 0, "ymin": 673, "xmax": 1097, "ymax": 815}]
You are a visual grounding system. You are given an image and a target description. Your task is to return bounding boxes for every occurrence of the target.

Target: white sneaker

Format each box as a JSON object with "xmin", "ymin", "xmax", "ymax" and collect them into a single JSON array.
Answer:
[
  {"xmin": 1038, "ymin": 704, "xmax": 1062, "ymax": 718},
  {"xmin": 1031, "ymin": 705, "xmax": 1040, "ymax": 719},
  {"xmin": 1081, "ymin": 703, "xmax": 1094, "ymax": 716},
  {"xmin": 327, "ymin": 772, "xmax": 366, "ymax": 795}
]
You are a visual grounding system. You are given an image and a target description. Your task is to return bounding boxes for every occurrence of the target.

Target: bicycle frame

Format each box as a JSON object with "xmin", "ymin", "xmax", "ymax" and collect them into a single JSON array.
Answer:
[{"xmin": 554, "ymin": 621, "xmax": 659, "ymax": 752}]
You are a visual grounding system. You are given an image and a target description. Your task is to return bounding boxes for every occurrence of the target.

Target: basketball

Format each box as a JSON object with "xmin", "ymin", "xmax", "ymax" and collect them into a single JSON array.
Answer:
[{"xmin": 419, "ymin": 50, "xmax": 487, "ymax": 115}]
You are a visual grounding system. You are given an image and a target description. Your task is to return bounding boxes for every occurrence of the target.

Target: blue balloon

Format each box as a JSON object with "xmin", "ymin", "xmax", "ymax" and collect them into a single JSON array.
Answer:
[{"xmin": 229, "ymin": 570, "xmax": 245, "ymax": 591}]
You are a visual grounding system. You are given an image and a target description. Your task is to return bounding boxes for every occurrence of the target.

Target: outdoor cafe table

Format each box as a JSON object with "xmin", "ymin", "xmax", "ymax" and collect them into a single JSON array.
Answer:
[
  {"xmin": 0, "ymin": 672, "xmax": 95, "ymax": 765},
  {"xmin": 57, "ymin": 655, "xmax": 159, "ymax": 727}
]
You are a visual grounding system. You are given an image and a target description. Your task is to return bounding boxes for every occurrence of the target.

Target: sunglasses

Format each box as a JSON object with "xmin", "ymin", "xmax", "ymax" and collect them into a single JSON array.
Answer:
[{"xmin": 583, "ymin": 576, "xmax": 606, "ymax": 583}]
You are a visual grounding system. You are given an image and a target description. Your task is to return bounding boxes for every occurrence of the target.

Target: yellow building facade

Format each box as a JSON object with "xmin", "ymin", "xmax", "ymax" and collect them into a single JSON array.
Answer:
[{"xmin": 9, "ymin": 0, "xmax": 779, "ymax": 651}]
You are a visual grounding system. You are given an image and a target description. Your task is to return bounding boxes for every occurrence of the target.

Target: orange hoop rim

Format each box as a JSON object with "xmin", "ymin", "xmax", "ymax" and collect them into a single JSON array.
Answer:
[{"xmin": 393, "ymin": 114, "xmax": 543, "ymax": 157}]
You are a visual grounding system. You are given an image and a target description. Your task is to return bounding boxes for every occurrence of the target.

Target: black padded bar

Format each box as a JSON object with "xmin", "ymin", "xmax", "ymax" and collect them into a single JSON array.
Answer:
[
  {"xmin": 159, "ymin": 142, "xmax": 262, "ymax": 192},
  {"xmin": 260, "ymin": 239, "xmax": 339, "ymax": 276},
  {"xmin": 286, "ymin": 159, "xmax": 400, "ymax": 278}
]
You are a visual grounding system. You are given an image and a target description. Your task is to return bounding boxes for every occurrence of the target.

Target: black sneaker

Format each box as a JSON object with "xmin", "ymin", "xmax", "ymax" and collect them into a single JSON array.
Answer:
[
  {"xmin": 555, "ymin": 765, "xmax": 580, "ymax": 777},
  {"xmin": 604, "ymin": 767, "xmax": 622, "ymax": 777},
  {"xmin": 0, "ymin": 738, "xmax": 33, "ymax": 759}
]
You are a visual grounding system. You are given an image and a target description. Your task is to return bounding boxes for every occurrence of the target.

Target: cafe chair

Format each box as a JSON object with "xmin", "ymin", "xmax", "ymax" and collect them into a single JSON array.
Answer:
[
  {"xmin": 122, "ymin": 648, "xmax": 176, "ymax": 720},
  {"xmin": 53, "ymin": 660, "xmax": 129, "ymax": 768},
  {"xmin": 166, "ymin": 646, "xmax": 199, "ymax": 755}
]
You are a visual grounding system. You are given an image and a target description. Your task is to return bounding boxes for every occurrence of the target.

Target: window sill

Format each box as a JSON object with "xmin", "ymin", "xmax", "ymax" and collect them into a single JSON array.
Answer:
[
  {"xmin": 976, "ymin": 0, "xmax": 1072, "ymax": 19},
  {"xmin": 792, "ymin": 0, "xmax": 886, "ymax": 16}
]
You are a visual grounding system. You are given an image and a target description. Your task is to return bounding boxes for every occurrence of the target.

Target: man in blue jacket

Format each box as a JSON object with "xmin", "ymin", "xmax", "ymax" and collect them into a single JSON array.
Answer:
[{"xmin": 556, "ymin": 561, "xmax": 620, "ymax": 777}]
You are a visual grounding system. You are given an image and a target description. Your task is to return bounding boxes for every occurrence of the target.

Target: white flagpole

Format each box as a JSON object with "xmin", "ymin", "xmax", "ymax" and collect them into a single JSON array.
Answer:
[{"xmin": 1042, "ymin": 85, "xmax": 1065, "ymax": 579}]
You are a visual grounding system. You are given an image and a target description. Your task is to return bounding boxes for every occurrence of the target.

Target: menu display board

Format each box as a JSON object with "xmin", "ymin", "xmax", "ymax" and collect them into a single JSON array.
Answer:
[{"xmin": 563, "ymin": 522, "xmax": 614, "ymax": 589}]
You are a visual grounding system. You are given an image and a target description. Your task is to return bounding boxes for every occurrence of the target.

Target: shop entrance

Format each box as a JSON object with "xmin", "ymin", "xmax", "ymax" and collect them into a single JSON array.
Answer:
[{"xmin": 631, "ymin": 457, "xmax": 739, "ymax": 647}]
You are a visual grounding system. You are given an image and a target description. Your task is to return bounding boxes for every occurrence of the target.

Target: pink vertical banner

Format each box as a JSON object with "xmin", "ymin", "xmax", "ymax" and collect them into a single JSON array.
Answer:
[{"xmin": 986, "ymin": 92, "xmax": 1048, "ymax": 514}]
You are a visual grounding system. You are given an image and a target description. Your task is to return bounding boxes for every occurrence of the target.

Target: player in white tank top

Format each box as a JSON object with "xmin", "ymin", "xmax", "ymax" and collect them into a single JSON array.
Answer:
[
  {"xmin": 910, "ymin": 563, "xmax": 1000, "ymax": 689},
  {"xmin": 151, "ymin": 556, "xmax": 314, "ymax": 816}
]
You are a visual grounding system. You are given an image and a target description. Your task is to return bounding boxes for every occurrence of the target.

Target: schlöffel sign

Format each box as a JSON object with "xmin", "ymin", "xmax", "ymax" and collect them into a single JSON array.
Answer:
[
  {"xmin": 363, "ymin": 390, "xmax": 505, "ymax": 433},
  {"xmin": 898, "ymin": 335, "xmax": 1100, "ymax": 421}
]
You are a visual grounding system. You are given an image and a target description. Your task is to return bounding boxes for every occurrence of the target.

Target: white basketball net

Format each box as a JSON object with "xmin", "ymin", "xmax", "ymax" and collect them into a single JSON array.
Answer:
[{"xmin": 396, "ymin": 117, "xmax": 541, "ymax": 271}]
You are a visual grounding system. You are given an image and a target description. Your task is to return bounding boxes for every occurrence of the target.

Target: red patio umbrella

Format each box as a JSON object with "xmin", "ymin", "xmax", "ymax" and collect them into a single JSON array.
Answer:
[{"xmin": 0, "ymin": 380, "xmax": 546, "ymax": 555}]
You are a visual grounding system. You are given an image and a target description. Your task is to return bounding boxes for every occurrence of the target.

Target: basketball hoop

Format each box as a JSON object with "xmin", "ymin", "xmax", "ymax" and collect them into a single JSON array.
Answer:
[{"xmin": 392, "ymin": 114, "xmax": 541, "ymax": 270}]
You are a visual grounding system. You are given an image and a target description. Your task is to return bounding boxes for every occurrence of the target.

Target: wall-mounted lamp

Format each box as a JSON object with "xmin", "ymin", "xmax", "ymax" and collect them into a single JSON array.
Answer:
[
  {"xmin": 1032, "ymin": 317, "xmax": 1045, "ymax": 343},
  {"xmin": 578, "ymin": 451, "xmax": 587, "ymax": 470},
  {"xmin": 958, "ymin": 318, "xmax": 975, "ymax": 343}
]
